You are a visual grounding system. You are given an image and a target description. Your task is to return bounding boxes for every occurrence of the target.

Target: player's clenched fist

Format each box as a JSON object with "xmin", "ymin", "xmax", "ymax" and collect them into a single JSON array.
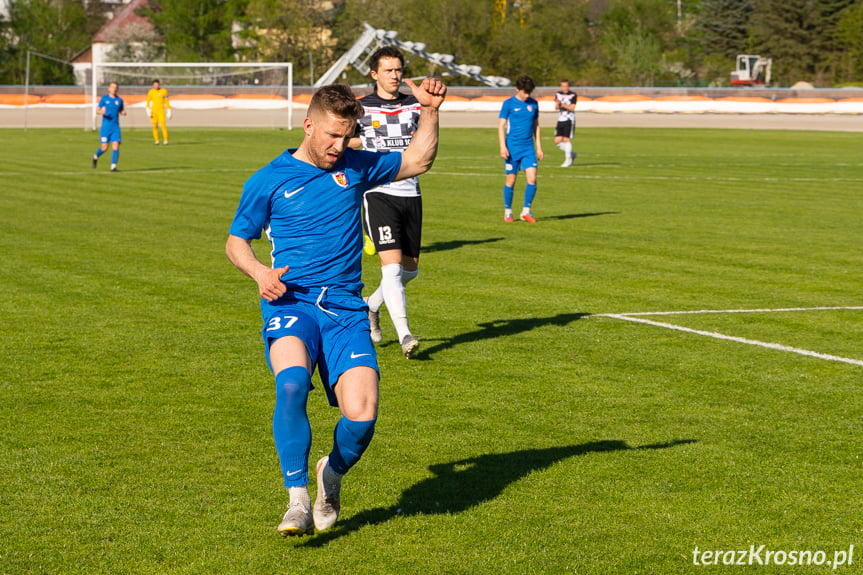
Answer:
[{"xmin": 404, "ymin": 77, "xmax": 446, "ymax": 109}]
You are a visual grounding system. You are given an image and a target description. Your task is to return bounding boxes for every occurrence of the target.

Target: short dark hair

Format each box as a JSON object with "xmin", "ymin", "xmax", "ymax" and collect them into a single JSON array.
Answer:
[
  {"xmin": 308, "ymin": 84, "xmax": 363, "ymax": 122},
  {"xmin": 516, "ymin": 75, "xmax": 535, "ymax": 94},
  {"xmin": 369, "ymin": 46, "xmax": 405, "ymax": 74},
  {"xmin": 153, "ymin": 79, "xmax": 160, "ymax": 84}
]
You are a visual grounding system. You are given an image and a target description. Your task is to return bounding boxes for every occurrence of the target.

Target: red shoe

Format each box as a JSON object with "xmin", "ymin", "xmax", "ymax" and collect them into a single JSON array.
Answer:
[
  {"xmin": 504, "ymin": 214, "xmax": 514, "ymax": 223},
  {"xmin": 520, "ymin": 212, "xmax": 536, "ymax": 223}
]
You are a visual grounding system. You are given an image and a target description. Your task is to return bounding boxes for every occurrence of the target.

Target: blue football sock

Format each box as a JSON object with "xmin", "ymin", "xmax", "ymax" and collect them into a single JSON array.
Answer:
[
  {"xmin": 328, "ymin": 416, "xmax": 377, "ymax": 475},
  {"xmin": 95, "ymin": 149, "xmax": 104, "ymax": 158},
  {"xmin": 503, "ymin": 186, "xmax": 514, "ymax": 210},
  {"xmin": 273, "ymin": 366, "xmax": 312, "ymax": 486},
  {"xmin": 111, "ymin": 150, "xmax": 119, "ymax": 165},
  {"xmin": 524, "ymin": 184, "xmax": 537, "ymax": 209}
]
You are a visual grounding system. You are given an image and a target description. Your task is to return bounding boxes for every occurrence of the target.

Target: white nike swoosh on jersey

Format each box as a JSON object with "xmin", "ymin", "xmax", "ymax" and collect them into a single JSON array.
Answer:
[
  {"xmin": 284, "ymin": 187, "xmax": 303, "ymax": 199},
  {"xmin": 350, "ymin": 352, "xmax": 371, "ymax": 359}
]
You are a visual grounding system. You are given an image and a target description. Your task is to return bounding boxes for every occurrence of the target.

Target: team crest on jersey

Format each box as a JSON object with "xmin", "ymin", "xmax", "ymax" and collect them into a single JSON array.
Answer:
[
  {"xmin": 372, "ymin": 120, "xmax": 381, "ymax": 128},
  {"xmin": 527, "ymin": 105, "xmax": 534, "ymax": 112},
  {"xmin": 332, "ymin": 172, "xmax": 349, "ymax": 187}
]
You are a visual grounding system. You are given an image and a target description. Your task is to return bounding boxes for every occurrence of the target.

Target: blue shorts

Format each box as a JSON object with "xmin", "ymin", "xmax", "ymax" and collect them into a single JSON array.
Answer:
[
  {"xmin": 260, "ymin": 292, "xmax": 378, "ymax": 407},
  {"xmin": 504, "ymin": 146, "xmax": 537, "ymax": 174},
  {"xmin": 100, "ymin": 124, "xmax": 121, "ymax": 144}
]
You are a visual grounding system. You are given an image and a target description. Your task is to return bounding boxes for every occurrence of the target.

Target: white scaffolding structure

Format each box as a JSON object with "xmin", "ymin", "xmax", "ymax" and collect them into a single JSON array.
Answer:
[{"xmin": 314, "ymin": 22, "xmax": 510, "ymax": 88}]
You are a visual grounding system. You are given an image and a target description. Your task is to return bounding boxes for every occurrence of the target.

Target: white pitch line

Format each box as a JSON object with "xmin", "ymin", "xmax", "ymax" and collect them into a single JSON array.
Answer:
[
  {"xmin": 424, "ymin": 171, "xmax": 863, "ymax": 183},
  {"xmin": 618, "ymin": 306, "xmax": 863, "ymax": 317},
  {"xmin": 600, "ymin": 311, "xmax": 863, "ymax": 367}
]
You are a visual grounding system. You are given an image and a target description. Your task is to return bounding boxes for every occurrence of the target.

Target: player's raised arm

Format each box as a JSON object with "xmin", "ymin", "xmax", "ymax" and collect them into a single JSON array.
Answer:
[{"xmin": 394, "ymin": 77, "xmax": 446, "ymax": 181}]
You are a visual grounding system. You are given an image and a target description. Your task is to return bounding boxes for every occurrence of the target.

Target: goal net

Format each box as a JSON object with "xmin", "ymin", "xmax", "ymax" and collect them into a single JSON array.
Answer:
[{"xmin": 90, "ymin": 62, "xmax": 293, "ymax": 130}]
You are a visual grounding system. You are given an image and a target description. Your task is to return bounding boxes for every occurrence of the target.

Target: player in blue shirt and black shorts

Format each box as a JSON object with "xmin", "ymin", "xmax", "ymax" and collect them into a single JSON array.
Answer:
[
  {"xmin": 226, "ymin": 79, "xmax": 446, "ymax": 538},
  {"xmin": 498, "ymin": 75, "xmax": 543, "ymax": 223},
  {"xmin": 91, "ymin": 82, "xmax": 126, "ymax": 172}
]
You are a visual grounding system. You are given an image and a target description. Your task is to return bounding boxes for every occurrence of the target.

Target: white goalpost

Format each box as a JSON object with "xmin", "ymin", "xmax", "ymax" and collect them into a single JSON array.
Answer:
[{"xmin": 90, "ymin": 61, "xmax": 293, "ymax": 130}]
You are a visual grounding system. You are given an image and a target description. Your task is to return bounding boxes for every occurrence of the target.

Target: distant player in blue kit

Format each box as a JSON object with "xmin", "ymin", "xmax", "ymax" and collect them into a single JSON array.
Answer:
[
  {"xmin": 498, "ymin": 75, "xmax": 543, "ymax": 223},
  {"xmin": 92, "ymin": 82, "xmax": 126, "ymax": 172},
  {"xmin": 225, "ymin": 79, "xmax": 446, "ymax": 537}
]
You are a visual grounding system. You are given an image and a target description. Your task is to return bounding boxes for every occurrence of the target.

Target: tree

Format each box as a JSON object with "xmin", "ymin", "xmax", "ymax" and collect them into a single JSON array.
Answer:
[
  {"xmin": 595, "ymin": 0, "xmax": 675, "ymax": 86},
  {"xmin": 104, "ymin": 22, "xmax": 166, "ymax": 64},
  {"xmin": 141, "ymin": 0, "xmax": 243, "ymax": 61},
  {"xmin": 238, "ymin": 0, "xmax": 337, "ymax": 84},
  {"xmin": 607, "ymin": 22, "xmax": 662, "ymax": 85},
  {"xmin": 835, "ymin": 1, "xmax": 863, "ymax": 83},
  {"xmin": 1, "ymin": 0, "xmax": 97, "ymax": 84},
  {"xmin": 697, "ymin": 0, "xmax": 754, "ymax": 59},
  {"xmin": 751, "ymin": 0, "xmax": 859, "ymax": 86}
]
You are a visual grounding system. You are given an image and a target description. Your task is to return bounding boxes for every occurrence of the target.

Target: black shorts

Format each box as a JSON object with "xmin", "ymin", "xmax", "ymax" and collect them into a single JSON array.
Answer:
[
  {"xmin": 555, "ymin": 120, "xmax": 574, "ymax": 139},
  {"xmin": 363, "ymin": 192, "xmax": 423, "ymax": 257}
]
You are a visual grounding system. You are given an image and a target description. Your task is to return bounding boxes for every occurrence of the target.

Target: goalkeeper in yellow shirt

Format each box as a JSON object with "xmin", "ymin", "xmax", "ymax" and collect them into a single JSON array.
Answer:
[{"xmin": 146, "ymin": 79, "xmax": 171, "ymax": 145}]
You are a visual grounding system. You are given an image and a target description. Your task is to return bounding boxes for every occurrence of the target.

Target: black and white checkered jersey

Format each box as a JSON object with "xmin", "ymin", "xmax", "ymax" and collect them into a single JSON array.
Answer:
[
  {"xmin": 556, "ymin": 91, "xmax": 577, "ymax": 122},
  {"xmin": 356, "ymin": 91, "xmax": 421, "ymax": 198}
]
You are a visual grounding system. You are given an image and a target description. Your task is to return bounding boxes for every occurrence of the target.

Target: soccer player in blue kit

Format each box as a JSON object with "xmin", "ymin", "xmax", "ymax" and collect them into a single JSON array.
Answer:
[
  {"xmin": 91, "ymin": 81, "xmax": 126, "ymax": 172},
  {"xmin": 225, "ymin": 79, "xmax": 446, "ymax": 537},
  {"xmin": 498, "ymin": 75, "xmax": 543, "ymax": 223}
]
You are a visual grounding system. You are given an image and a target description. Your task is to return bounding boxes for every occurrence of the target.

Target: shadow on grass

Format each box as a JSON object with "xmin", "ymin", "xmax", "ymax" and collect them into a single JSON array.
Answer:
[
  {"xmin": 300, "ymin": 439, "xmax": 696, "ymax": 546},
  {"xmin": 541, "ymin": 211, "xmax": 620, "ymax": 221},
  {"xmin": 422, "ymin": 237, "xmax": 506, "ymax": 254},
  {"xmin": 412, "ymin": 312, "xmax": 589, "ymax": 360}
]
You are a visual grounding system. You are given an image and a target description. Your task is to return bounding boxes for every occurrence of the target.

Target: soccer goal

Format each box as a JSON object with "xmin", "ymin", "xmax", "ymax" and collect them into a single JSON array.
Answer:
[{"xmin": 90, "ymin": 61, "xmax": 293, "ymax": 130}]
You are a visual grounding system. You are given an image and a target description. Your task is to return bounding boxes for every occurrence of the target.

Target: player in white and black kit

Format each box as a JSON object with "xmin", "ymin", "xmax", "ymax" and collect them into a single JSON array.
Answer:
[
  {"xmin": 350, "ymin": 47, "xmax": 423, "ymax": 359},
  {"xmin": 554, "ymin": 79, "xmax": 577, "ymax": 167}
]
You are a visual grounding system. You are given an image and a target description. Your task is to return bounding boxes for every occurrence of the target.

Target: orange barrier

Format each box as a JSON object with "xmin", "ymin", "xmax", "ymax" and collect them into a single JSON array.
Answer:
[
  {"xmin": 228, "ymin": 94, "xmax": 288, "ymax": 101},
  {"xmin": 839, "ymin": 97, "xmax": 863, "ymax": 103},
  {"xmin": 655, "ymin": 95, "xmax": 712, "ymax": 101},
  {"xmin": 443, "ymin": 95, "xmax": 469, "ymax": 102},
  {"xmin": 293, "ymin": 94, "xmax": 314, "ymax": 105},
  {"xmin": 716, "ymin": 96, "xmax": 773, "ymax": 103},
  {"xmin": 472, "ymin": 95, "xmax": 508, "ymax": 102},
  {"xmin": 42, "ymin": 94, "xmax": 90, "ymax": 105},
  {"xmin": 776, "ymin": 97, "xmax": 836, "ymax": 104},
  {"xmin": 539, "ymin": 95, "xmax": 592, "ymax": 102},
  {"xmin": 595, "ymin": 95, "xmax": 651, "ymax": 102},
  {"xmin": 169, "ymin": 93, "xmax": 225, "ymax": 101},
  {"xmin": 122, "ymin": 94, "xmax": 147, "ymax": 105},
  {"xmin": 0, "ymin": 94, "xmax": 42, "ymax": 105}
]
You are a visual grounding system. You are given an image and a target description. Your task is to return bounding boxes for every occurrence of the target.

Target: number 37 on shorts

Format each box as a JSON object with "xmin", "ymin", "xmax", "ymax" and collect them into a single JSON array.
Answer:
[{"xmin": 266, "ymin": 315, "xmax": 299, "ymax": 332}]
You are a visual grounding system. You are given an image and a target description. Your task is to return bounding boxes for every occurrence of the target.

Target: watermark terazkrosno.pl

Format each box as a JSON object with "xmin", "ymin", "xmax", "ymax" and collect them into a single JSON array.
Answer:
[{"xmin": 692, "ymin": 545, "xmax": 854, "ymax": 569}]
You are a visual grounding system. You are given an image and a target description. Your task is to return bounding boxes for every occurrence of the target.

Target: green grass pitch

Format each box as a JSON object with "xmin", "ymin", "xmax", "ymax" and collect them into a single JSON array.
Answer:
[{"xmin": 1, "ymin": 125, "xmax": 861, "ymax": 574}]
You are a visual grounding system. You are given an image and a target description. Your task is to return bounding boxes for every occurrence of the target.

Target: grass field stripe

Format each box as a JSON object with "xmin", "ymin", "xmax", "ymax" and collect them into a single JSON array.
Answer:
[
  {"xmin": 602, "ymin": 313, "xmax": 863, "ymax": 367},
  {"xmin": 616, "ymin": 306, "xmax": 863, "ymax": 317}
]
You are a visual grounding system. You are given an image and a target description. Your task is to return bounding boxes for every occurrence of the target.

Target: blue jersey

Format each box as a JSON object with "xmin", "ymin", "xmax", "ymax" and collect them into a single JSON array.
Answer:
[
  {"xmin": 499, "ymin": 95, "xmax": 539, "ymax": 150},
  {"xmin": 98, "ymin": 94, "xmax": 124, "ymax": 124},
  {"xmin": 230, "ymin": 147, "xmax": 402, "ymax": 297}
]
